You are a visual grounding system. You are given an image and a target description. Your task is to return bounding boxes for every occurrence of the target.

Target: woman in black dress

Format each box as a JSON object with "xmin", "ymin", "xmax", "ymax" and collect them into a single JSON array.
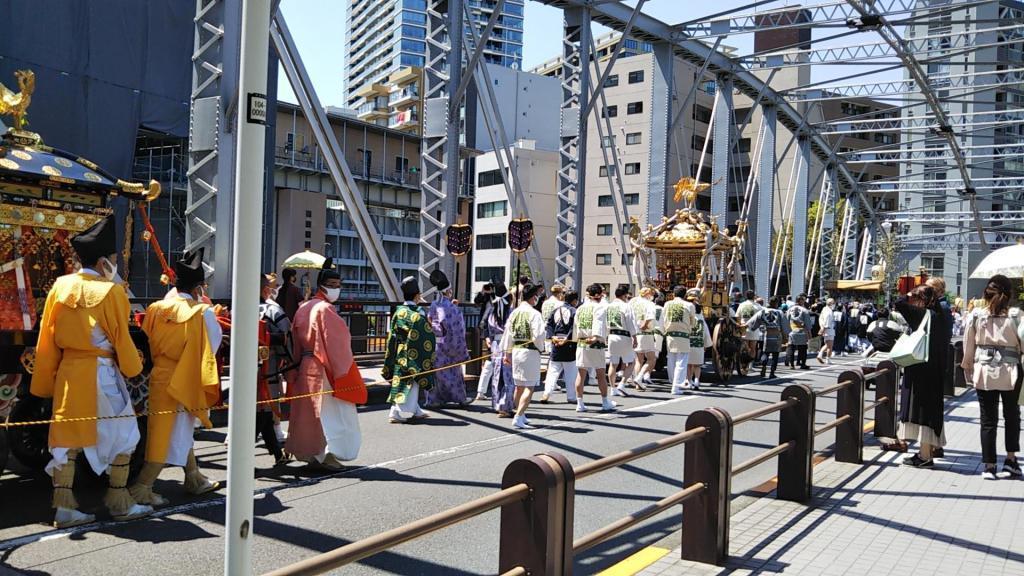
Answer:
[{"xmin": 894, "ymin": 285, "xmax": 947, "ymax": 467}]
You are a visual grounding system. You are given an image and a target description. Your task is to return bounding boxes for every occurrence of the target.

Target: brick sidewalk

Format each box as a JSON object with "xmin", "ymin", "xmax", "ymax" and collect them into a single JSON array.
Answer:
[{"xmin": 642, "ymin": 389, "xmax": 1024, "ymax": 576}]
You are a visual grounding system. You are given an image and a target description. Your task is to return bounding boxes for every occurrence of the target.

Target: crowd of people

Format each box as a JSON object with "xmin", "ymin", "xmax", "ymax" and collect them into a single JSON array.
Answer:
[{"xmin": 28, "ymin": 217, "xmax": 1024, "ymax": 528}]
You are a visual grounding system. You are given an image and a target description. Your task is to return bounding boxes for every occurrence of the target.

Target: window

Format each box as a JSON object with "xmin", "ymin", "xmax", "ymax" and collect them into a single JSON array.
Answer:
[
  {"xmin": 305, "ymin": 210, "xmax": 312, "ymax": 218},
  {"xmin": 598, "ymin": 195, "xmax": 614, "ymax": 207},
  {"xmin": 476, "ymin": 233, "xmax": 507, "ymax": 250},
  {"xmin": 403, "ymin": 10, "xmax": 427, "ymax": 24},
  {"xmin": 477, "ymin": 200, "xmax": 508, "ymax": 218},
  {"xmin": 402, "ymin": 24, "xmax": 426, "ymax": 39},
  {"xmin": 304, "ymin": 231, "xmax": 311, "ymax": 239},
  {"xmin": 694, "ymin": 104, "xmax": 713, "ymax": 124},
  {"xmin": 621, "ymin": 254, "xmax": 635, "ymax": 265},
  {"xmin": 733, "ymin": 108, "xmax": 752, "ymax": 123},
  {"xmin": 604, "ymin": 74, "xmax": 619, "ymax": 87},
  {"xmin": 596, "ymin": 254, "xmax": 612, "ymax": 265},
  {"xmin": 601, "ymin": 136, "xmax": 615, "ymax": 148},
  {"xmin": 395, "ymin": 156, "xmax": 409, "ymax": 172},
  {"xmin": 692, "ymin": 135, "xmax": 710, "ymax": 151},
  {"xmin": 920, "ymin": 255, "xmax": 944, "ymax": 278},
  {"xmin": 477, "ymin": 168, "xmax": 504, "ymax": 187},
  {"xmin": 624, "ymin": 193, "xmax": 639, "ymax": 205},
  {"xmin": 602, "ymin": 105, "xmax": 618, "ymax": 118},
  {"xmin": 401, "ymin": 39, "xmax": 426, "ymax": 53},
  {"xmin": 624, "ymin": 162, "xmax": 641, "ymax": 175},
  {"xmin": 627, "ymin": 101, "xmax": 644, "ymax": 115},
  {"xmin": 628, "ymin": 70, "xmax": 645, "ymax": 84},
  {"xmin": 403, "ymin": 0, "xmax": 427, "ymax": 8},
  {"xmin": 476, "ymin": 266, "xmax": 506, "ymax": 283},
  {"xmin": 598, "ymin": 165, "xmax": 616, "ymax": 177},
  {"xmin": 597, "ymin": 224, "xmax": 613, "ymax": 236},
  {"xmin": 734, "ymin": 138, "xmax": 751, "ymax": 153},
  {"xmin": 400, "ymin": 54, "xmax": 425, "ymax": 67},
  {"xmin": 626, "ymin": 132, "xmax": 641, "ymax": 145}
]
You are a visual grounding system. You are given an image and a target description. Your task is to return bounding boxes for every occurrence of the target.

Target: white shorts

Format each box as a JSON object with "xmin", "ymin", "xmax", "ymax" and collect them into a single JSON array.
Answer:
[
  {"xmin": 608, "ymin": 334, "xmax": 636, "ymax": 365},
  {"xmin": 635, "ymin": 334, "xmax": 658, "ymax": 352},
  {"xmin": 654, "ymin": 334, "xmax": 664, "ymax": 352},
  {"xmin": 742, "ymin": 328, "xmax": 762, "ymax": 342},
  {"xmin": 576, "ymin": 347, "xmax": 607, "ymax": 369},
  {"xmin": 822, "ymin": 329, "xmax": 835, "ymax": 343},
  {"xmin": 689, "ymin": 346, "xmax": 706, "ymax": 365}
]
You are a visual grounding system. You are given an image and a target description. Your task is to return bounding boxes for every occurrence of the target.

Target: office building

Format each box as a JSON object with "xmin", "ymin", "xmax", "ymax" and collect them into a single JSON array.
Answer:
[
  {"xmin": 899, "ymin": 0, "xmax": 1024, "ymax": 297},
  {"xmin": 346, "ymin": 0, "xmax": 525, "ymax": 110},
  {"xmin": 470, "ymin": 140, "xmax": 560, "ymax": 294}
]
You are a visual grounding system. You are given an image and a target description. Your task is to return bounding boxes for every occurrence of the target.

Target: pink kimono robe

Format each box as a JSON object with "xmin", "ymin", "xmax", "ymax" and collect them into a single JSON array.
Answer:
[{"xmin": 286, "ymin": 296, "xmax": 366, "ymax": 462}]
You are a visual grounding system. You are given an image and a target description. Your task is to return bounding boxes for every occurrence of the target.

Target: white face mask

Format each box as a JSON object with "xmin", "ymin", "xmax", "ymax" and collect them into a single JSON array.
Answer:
[
  {"xmin": 322, "ymin": 287, "xmax": 340, "ymax": 303},
  {"xmin": 99, "ymin": 257, "xmax": 117, "ymax": 281}
]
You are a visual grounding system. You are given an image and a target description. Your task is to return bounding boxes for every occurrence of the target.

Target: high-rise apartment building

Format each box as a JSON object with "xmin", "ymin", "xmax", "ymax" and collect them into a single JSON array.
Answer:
[
  {"xmin": 345, "ymin": 0, "xmax": 525, "ymax": 110},
  {"xmin": 899, "ymin": 0, "xmax": 1024, "ymax": 297}
]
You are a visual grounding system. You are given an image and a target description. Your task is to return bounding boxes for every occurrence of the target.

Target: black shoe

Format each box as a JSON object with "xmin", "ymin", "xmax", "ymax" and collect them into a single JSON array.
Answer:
[
  {"xmin": 902, "ymin": 454, "xmax": 934, "ymax": 468},
  {"xmin": 799, "ymin": 365, "xmax": 811, "ymax": 370},
  {"xmin": 932, "ymin": 447, "xmax": 944, "ymax": 459},
  {"xmin": 760, "ymin": 371, "xmax": 767, "ymax": 378},
  {"xmin": 769, "ymin": 372, "xmax": 777, "ymax": 379},
  {"xmin": 1003, "ymin": 457, "xmax": 1022, "ymax": 478}
]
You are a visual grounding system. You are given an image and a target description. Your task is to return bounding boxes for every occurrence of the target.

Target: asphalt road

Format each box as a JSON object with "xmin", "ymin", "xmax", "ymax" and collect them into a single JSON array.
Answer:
[{"xmin": 0, "ymin": 355, "xmax": 874, "ymax": 576}]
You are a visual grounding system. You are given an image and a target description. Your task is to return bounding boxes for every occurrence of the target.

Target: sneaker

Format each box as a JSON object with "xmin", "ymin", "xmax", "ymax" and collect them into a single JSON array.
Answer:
[
  {"xmin": 982, "ymin": 467, "xmax": 999, "ymax": 480},
  {"xmin": 576, "ymin": 402, "xmax": 588, "ymax": 413},
  {"xmin": 670, "ymin": 386, "xmax": 684, "ymax": 395},
  {"xmin": 681, "ymin": 381, "xmax": 692, "ymax": 390},
  {"xmin": 902, "ymin": 454, "xmax": 934, "ymax": 468},
  {"xmin": 601, "ymin": 398, "xmax": 617, "ymax": 412},
  {"xmin": 691, "ymin": 382, "xmax": 701, "ymax": 391},
  {"xmin": 610, "ymin": 387, "xmax": 625, "ymax": 397},
  {"xmin": 1003, "ymin": 458, "xmax": 1022, "ymax": 478},
  {"xmin": 615, "ymin": 385, "xmax": 630, "ymax": 397},
  {"xmin": 538, "ymin": 394, "xmax": 551, "ymax": 404},
  {"xmin": 816, "ymin": 355, "xmax": 825, "ymax": 364},
  {"xmin": 512, "ymin": 415, "xmax": 533, "ymax": 430}
]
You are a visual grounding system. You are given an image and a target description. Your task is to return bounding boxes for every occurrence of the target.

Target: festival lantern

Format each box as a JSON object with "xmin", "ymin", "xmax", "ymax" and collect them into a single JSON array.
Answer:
[
  {"xmin": 507, "ymin": 217, "xmax": 534, "ymax": 253},
  {"xmin": 445, "ymin": 224, "xmax": 473, "ymax": 300}
]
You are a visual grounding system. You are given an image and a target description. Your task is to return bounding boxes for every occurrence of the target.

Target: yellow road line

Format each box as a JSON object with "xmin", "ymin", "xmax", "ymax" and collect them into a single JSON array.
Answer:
[{"xmin": 597, "ymin": 546, "xmax": 671, "ymax": 576}]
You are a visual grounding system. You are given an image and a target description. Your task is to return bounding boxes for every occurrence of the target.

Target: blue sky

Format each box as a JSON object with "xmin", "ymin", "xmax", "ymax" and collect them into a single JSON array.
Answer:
[{"xmin": 277, "ymin": 0, "xmax": 857, "ymax": 107}]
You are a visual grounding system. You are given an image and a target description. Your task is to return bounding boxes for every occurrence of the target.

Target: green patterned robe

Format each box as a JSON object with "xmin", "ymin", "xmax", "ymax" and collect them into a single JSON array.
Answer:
[{"xmin": 383, "ymin": 304, "xmax": 437, "ymax": 404}]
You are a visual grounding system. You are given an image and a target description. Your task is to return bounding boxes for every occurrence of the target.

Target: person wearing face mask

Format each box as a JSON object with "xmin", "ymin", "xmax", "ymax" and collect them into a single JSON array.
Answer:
[
  {"xmin": 282, "ymin": 261, "xmax": 367, "ymax": 469},
  {"xmin": 500, "ymin": 283, "xmax": 547, "ymax": 429},
  {"xmin": 256, "ymin": 273, "xmax": 291, "ymax": 464},
  {"xmin": 127, "ymin": 248, "xmax": 222, "ymax": 507},
  {"xmin": 31, "ymin": 216, "xmax": 152, "ymax": 527},
  {"xmin": 382, "ymin": 276, "xmax": 437, "ymax": 423},
  {"xmin": 483, "ymin": 281, "xmax": 517, "ymax": 416}
]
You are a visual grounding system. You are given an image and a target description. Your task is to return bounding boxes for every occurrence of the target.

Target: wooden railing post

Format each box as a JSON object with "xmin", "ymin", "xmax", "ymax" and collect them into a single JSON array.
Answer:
[
  {"xmin": 874, "ymin": 361, "xmax": 899, "ymax": 441},
  {"xmin": 499, "ymin": 453, "xmax": 575, "ymax": 576},
  {"xmin": 836, "ymin": 370, "xmax": 865, "ymax": 464},
  {"xmin": 777, "ymin": 384, "xmax": 814, "ymax": 503},
  {"xmin": 681, "ymin": 407, "xmax": 732, "ymax": 566}
]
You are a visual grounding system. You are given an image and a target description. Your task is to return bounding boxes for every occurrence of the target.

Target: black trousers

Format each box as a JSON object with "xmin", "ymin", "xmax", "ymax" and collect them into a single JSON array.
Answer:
[
  {"xmin": 256, "ymin": 410, "xmax": 284, "ymax": 460},
  {"xmin": 787, "ymin": 344, "xmax": 808, "ymax": 367},
  {"xmin": 761, "ymin": 351, "xmax": 779, "ymax": 376},
  {"xmin": 977, "ymin": 379, "xmax": 1023, "ymax": 465}
]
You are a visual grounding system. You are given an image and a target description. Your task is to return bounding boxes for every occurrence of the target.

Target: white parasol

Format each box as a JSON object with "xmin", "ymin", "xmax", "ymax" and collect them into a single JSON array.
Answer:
[
  {"xmin": 282, "ymin": 250, "xmax": 326, "ymax": 270},
  {"xmin": 969, "ymin": 243, "xmax": 1024, "ymax": 279}
]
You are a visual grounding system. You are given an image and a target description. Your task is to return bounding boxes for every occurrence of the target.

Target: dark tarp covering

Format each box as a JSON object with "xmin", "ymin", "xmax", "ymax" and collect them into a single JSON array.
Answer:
[{"xmin": 0, "ymin": 0, "xmax": 192, "ymax": 178}]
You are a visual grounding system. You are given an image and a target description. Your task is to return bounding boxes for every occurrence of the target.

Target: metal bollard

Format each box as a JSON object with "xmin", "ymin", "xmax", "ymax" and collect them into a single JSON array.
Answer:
[
  {"xmin": 498, "ymin": 453, "xmax": 575, "ymax": 576},
  {"xmin": 836, "ymin": 370, "xmax": 865, "ymax": 464},
  {"xmin": 681, "ymin": 407, "xmax": 733, "ymax": 566},
  {"xmin": 777, "ymin": 384, "xmax": 814, "ymax": 503},
  {"xmin": 873, "ymin": 361, "xmax": 899, "ymax": 440}
]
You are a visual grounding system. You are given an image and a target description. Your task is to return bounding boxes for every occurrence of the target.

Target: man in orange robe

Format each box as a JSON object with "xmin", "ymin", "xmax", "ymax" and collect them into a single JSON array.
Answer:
[
  {"xmin": 31, "ymin": 216, "xmax": 153, "ymax": 527},
  {"xmin": 128, "ymin": 248, "xmax": 221, "ymax": 505},
  {"xmin": 286, "ymin": 262, "xmax": 366, "ymax": 470}
]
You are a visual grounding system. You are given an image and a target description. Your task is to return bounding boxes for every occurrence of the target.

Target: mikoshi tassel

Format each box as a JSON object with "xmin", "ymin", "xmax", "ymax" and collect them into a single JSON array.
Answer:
[
  {"xmin": 128, "ymin": 461, "xmax": 167, "ymax": 506},
  {"xmin": 51, "ymin": 449, "xmax": 80, "ymax": 510},
  {"xmin": 103, "ymin": 453, "xmax": 137, "ymax": 517},
  {"xmin": 183, "ymin": 449, "xmax": 219, "ymax": 495}
]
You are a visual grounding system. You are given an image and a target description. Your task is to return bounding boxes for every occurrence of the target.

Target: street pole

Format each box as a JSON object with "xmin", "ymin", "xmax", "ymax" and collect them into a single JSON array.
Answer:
[{"xmin": 224, "ymin": 0, "xmax": 271, "ymax": 574}]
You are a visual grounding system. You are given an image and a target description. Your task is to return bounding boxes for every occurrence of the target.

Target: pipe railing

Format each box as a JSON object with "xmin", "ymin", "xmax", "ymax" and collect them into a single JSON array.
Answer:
[{"xmin": 263, "ymin": 360, "xmax": 901, "ymax": 575}]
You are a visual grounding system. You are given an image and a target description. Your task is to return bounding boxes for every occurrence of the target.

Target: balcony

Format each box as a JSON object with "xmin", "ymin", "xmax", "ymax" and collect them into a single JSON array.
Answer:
[
  {"xmin": 356, "ymin": 98, "xmax": 389, "ymax": 120},
  {"xmin": 388, "ymin": 110, "xmax": 419, "ymax": 131},
  {"xmin": 388, "ymin": 87, "xmax": 419, "ymax": 108},
  {"xmin": 355, "ymin": 83, "xmax": 389, "ymax": 100}
]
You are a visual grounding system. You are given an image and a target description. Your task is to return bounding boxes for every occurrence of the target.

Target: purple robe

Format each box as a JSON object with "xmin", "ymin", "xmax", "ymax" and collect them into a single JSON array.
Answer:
[
  {"xmin": 426, "ymin": 296, "xmax": 469, "ymax": 404},
  {"xmin": 484, "ymin": 297, "xmax": 516, "ymax": 414}
]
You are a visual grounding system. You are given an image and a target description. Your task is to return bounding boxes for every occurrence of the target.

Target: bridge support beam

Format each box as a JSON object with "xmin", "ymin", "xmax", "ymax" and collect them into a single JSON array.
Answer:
[
  {"xmin": 754, "ymin": 104, "xmax": 777, "ymax": 297},
  {"xmin": 711, "ymin": 74, "xmax": 735, "ymax": 221}
]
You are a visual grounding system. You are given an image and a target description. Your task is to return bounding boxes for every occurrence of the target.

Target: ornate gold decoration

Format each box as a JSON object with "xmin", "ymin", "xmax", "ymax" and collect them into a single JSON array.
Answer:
[
  {"xmin": 116, "ymin": 178, "xmax": 162, "ymax": 202},
  {"xmin": 54, "ymin": 157, "xmax": 73, "ymax": 168},
  {"xmin": 10, "ymin": 150, "xmax": 31, "ymax": 161},
  {"xmin": 41, "ymin": 165, "xmax": 62, "ymax": 177},
  {"xmin": 0, "ymin": 70, "xmax": 35, "ymax": 130},
  {"xmin": 20, "ymin": 347, "xmax": 35, "ymax": 375},
  {"xmin": 83, "ymin": 172, "xmax": 102, "ymax": 182},
  {"xmin": 673, "ymin": 177, "xmax": 711, "ymax": 205},
  {"xmin": 76, "ymin": 157, "xmax": 99, "ymax": 170},
  {"xmin": 0, "ymin": 204, "xmax": 104, "ymax": 231},
  {"xmin": 0, "ymin": 158, "xmax": 18, "ymax": 170}
]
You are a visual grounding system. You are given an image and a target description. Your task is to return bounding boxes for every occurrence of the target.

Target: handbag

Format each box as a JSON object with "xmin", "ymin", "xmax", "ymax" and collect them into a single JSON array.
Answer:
[{"xmin": 890, "ymin": 311, "xmax": 931, "ymax": 367}]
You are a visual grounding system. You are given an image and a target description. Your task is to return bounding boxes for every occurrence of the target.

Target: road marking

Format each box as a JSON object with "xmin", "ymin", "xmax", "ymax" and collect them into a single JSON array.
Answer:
[
  {"xmin": 596, "ymin": 546, "xmax": 670, "ymax": 576},
  {"xmin": 0, "ymin": 358, "xmax": 870, "ymax": 552}
]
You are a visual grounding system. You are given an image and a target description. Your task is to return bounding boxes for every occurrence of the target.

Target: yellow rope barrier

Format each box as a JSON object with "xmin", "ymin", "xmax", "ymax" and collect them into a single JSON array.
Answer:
[{"xmin": 0, "ymin": 352, "xmax": 492, "ymax": 429}]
